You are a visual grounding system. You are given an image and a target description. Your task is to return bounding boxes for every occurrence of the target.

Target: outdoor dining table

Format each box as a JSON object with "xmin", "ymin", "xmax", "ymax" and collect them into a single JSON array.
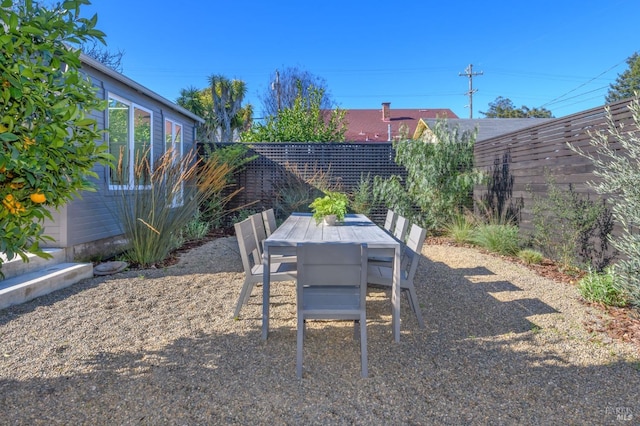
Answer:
[{"xmin": 262, "ymin": 213, "xmax": 402, "ymax": 342}]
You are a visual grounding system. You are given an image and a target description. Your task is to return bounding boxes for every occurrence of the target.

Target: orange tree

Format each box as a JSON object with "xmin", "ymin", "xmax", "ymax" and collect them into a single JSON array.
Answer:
[{"xmin": 0, "ymin": 0, "xmax": 112, "ymax": 269}]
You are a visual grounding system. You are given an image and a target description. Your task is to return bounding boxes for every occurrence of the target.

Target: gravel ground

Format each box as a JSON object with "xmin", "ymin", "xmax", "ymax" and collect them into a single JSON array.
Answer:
[{"xmin": 1, "ymin": 236, "xmax": 639, "ymax": 425}]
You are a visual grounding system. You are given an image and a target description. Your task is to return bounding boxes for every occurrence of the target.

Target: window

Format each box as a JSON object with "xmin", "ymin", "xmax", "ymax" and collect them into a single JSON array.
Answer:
[
  {"xmin": 107, "ymin": 94, "xmax": 153, "ymax": 188},
  {"xmin": 165, "ymin": 118, "xmax": 184, "ymax": 206}
]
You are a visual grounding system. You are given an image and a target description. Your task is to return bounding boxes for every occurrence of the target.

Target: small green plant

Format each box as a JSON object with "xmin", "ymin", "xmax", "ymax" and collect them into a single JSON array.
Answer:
[
  {"xmin": 350, "ymin": 173, "xmax": 373, "ymax": 216},
  {"xmin": 471, "ymin": 224, "xmax": 520, "ymax": 256},
  {"xmin": 517, "ymin": 249, "xmax": 544, "ymax": 265},
  {"xmin": 309, "ymin": 191, "xmax": 349, "ymax": 224},
  {"xmin": 444, "ymin": 213, "xmax": 476, "ymax": 244},
  {"xmin": 578, "ymin": 267, "xmax": 628, "ymax": 307},
  {"xmin": 182, "ymin": 210, "xmax": 211, "ymax": 240}
]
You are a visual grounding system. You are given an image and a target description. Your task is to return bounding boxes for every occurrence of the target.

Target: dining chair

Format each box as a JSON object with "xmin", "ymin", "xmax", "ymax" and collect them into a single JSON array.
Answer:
[
  {"xmin": 383, "ymin": 209, "xmax": 397, "ymax": 233},
  {"xmin": 367, "ymin": 223, "xmax": 427, "ymax": 328},
  {"xmin": 262, "ymin": 208, "xmax": 277, "ymax": 237},
  {"xmin": 233, "ymin": 217, "xmax": 297, "ymax": 319},
  {"xmin": 296, "ymin": 242, "xmax": 369, "ymax": 378},
  {"xmin": 252, "ymin": 211, "xmax": 296, "ymax": 263},
  {"xmin": 393, "ymin": 215, "xmax": 409, "ymax": 242}
]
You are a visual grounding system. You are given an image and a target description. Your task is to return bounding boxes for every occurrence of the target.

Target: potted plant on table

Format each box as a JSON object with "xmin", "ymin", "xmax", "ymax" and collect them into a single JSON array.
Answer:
[{"xmin": 309, "ymin": 190, "xmax": 349, "ymax": 226}]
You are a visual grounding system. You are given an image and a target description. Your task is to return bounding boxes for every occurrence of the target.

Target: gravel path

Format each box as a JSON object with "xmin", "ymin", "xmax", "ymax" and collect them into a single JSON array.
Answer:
[{"xmin": 1, "ymin": 237, "xmax": 639, "ymax": 425}]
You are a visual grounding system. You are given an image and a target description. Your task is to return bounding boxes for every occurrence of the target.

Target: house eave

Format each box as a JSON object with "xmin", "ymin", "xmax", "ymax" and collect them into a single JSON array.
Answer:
[{"xmin": 79, "ymin": 53, "xmax": 205, "ymax": 124}]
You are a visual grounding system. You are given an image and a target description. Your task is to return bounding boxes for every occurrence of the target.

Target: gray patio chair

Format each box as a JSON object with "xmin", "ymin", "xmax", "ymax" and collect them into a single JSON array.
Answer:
[
  {"xmin": 262, "ymin": 208, "xmax": 277, "ymax": 237},
  {"xmin": 383, "ymin": 209, "xmax": 397, "ymax": 233},
  {"xmin": 252, "ymin": 211, "xmax": 296, "ymax": 263},
  {"xmin": 393, "ymin": 214, "xmax": 409, "ymax": 242},
  {"xmin": 296, "ymin": 242, "xmax": 369, "ymax": 378},
  {"xmin": 367, "ymin": 223, "xmax": 427, "ymax": 328},
  {"xmin": 233, "ymin": 217, "xmax": 296, "ymax": 319}
]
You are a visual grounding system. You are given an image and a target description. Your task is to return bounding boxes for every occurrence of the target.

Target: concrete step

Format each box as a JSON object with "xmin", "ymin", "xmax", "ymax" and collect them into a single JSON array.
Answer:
[
  {"xmin": 1, "ymin": 248, "xmax": 67, "ymax": 281},
  {"xmin": 0, "ymin": 262, "xmax": 94, "ymax": 310}
]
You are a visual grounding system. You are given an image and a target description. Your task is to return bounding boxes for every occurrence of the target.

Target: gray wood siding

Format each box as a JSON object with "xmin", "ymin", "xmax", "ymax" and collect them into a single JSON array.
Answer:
[{"xmin": 41, "ymin": 61, "xmax": 200, "ymax": 250}]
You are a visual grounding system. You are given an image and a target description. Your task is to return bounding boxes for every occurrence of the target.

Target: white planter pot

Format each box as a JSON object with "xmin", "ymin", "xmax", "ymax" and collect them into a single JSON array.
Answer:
[{"xmin": 323, "ymin": 214, "xmax": 337, "ymax": 226}]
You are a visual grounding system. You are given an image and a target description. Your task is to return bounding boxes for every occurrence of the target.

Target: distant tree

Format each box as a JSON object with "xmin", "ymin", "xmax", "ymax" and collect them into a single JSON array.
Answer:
[
  {"xmin": 242, "ymin": 84, "xmax": 346, "ymax": 142},
  {"xmin": 481, "ymin": 96, "xmax": 553, "ymax": 118},
  {"xmin": 81, "ymin": 41, "xmax": 124, "ymax": 73},
  {"xmin": 259, "ymin": 67, "xmax": 334, "ymax": 118},
  {"xmin": 177, "ymin": 79, "xmax": 252, "ymax": 143},
  {"xmin": 605, "ymin": 52, "xmax": 640, "ymax": 104}
]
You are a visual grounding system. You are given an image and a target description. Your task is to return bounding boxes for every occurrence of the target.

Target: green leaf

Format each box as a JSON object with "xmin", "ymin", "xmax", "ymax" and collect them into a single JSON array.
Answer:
[{"xmin": 0, "ymin": 133, "xmax": 19, "ymax": 142}]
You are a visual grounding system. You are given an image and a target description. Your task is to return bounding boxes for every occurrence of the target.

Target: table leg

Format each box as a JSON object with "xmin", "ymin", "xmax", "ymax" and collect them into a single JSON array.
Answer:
[{"xmin": 262, "ymin": 248, "xmax": 271, "ymax": 340}]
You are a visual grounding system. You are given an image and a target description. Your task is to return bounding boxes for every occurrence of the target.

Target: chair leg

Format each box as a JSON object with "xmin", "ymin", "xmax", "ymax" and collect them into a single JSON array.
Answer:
[
  {"xmin": 297, "ymin": 315, "xmax": 305, "ymax": 378},
  {"xmin": 233, "ymin": 278, "xmax": 255, "ymax": 318},
  {"xmin": 360, "ymin": 314, "xmax": 368, "ymax": 378},
  {"xmin": 406, "ymin": 286, "xmax": 425, "ymax": 328}
]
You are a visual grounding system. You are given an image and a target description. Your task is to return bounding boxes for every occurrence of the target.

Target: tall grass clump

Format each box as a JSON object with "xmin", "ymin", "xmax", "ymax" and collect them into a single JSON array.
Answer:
[
  {"xmin": 444, "ymin": 213, "xmax": 476, "ymax": 244},
  {"xmin": 568, "ymin": 97, "xmax": 640, "ymax": 306},
  {"xmin": 114, "ymin": 147, "xmax": 242, "ymax": 267},
  {"xmin": 471, "ymin": 224, "xmax": 520, "ymax": 256}
]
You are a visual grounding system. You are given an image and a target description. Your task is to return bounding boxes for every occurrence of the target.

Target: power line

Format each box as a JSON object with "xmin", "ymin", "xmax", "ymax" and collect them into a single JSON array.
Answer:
[{"xmin": 540, "ymin": 58, "xmax": 628, "ymax": 108}]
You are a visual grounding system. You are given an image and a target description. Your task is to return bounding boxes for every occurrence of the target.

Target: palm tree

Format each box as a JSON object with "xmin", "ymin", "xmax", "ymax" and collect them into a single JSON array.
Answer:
[{"xmin": 208, "ymin": 75, "xmax": 247, "ymax": 142}]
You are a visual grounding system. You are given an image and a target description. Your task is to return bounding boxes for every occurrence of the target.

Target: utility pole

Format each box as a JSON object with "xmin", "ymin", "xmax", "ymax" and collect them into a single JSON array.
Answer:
[
  {"xmin": 271, "ymin": 69, "xmax": 281, "ymax": 112},
  {"xmin": 459, "ymin": 64, "xmax": 483, "ymax": 119}
]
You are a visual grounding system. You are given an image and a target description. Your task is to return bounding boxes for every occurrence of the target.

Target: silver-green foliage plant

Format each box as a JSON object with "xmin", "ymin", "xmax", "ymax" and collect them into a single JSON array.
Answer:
[
  {"xmin": 568, "ymin": 97, "xmax": 640, "ymax": 306},
  {"xmin": 578, "ymin": 267, "xmax": 628, "ymax": 307},
  {"xmin": 373, "ymin": 119, "xmax": 481, "ymax": 232}
]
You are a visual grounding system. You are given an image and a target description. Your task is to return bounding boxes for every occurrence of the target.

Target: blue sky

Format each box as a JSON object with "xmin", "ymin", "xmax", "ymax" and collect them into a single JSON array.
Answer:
[{"xmin": 81, "ymin": 0, "xmax": 639, "ymax": 119}]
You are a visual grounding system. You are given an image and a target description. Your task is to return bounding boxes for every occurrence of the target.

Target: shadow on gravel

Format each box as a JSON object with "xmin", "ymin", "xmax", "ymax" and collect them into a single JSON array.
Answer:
[{"xmin": 1, "ymin": 245, "xmax": 639, "ymax": 424}]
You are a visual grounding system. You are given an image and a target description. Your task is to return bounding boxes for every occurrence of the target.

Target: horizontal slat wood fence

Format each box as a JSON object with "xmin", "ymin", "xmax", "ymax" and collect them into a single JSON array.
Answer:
[
  {"xmin": 212, "ymin": 142, "xmax": 407, "ymax": 224},
  {"xmin": 473, "ymin": 98, "xmax": 636, "ymax": 234}
]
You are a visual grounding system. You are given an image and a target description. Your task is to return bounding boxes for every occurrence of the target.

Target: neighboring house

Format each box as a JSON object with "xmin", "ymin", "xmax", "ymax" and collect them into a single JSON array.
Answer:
[
  {"xmin": 343, "ymin": 102, "xmax": 457, "ymax": 142},
  {"xmin": 414, "ymin": 118, "xmax": 556, "ymax": 142},
  {"xmin": 41, "ymin": 53, "xmax": 204, "ymax": 261}
]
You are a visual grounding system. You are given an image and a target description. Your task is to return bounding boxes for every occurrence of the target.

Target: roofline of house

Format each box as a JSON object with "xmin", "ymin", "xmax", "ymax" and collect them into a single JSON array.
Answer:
[{"xmin": 79, "ymin": 53, "xmax": 205, "ymax": 124}]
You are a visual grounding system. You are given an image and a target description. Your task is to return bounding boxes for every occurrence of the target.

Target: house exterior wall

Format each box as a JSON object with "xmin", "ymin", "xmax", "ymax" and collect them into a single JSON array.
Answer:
[{"xmin": 40, "ymin": 58, "xmax": 201, "ymax": 261}]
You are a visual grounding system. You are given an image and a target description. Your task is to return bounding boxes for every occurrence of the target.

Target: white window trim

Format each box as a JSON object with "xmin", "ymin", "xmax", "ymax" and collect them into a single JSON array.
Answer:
[
  {"xmin": 107, "ymin": 93, "xmax": 154, "ymax": 190},
  {"xmin": 165, "ymin": 117, "xmax": 184, "ymax": 207}
]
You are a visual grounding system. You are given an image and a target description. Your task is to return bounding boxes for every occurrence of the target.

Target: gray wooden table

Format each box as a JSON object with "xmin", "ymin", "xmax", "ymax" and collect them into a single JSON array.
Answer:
[{"xmin": 262, "ymin": 213, "xmax": 402, "ymax": 342}]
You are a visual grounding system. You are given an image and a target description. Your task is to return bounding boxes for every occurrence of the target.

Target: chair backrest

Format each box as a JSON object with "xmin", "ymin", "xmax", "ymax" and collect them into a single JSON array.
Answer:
[
  {"xmin": 262, "ymin": 208, "xmax": 277, "ymax": 237},
  {"xmin": 393, "ymin": 215, "xmax": 409, "ymax": 242},
  {"xmin": 296, "ymin": 242, "xmax": 368, "ymax": 310},
  {"xmin": 383, "ymin": 210, "xmax": 397, "ymax": 232},
  {"xmin": 249, "ymin": 212, "xmax": 267, "ymax": 262},
  {"xmin": 402, "ymin": 224, "xmax": 427, "ymax": 282},
  {"xmin": 234, "ymin": 218, "xmax": 259, "ymax": 275}
]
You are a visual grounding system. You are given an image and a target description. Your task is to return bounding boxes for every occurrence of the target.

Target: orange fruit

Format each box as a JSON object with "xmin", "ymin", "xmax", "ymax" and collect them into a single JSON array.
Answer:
[{"xmin": 30, "ymin": 192, "xmax": 46, "ymax": 204}]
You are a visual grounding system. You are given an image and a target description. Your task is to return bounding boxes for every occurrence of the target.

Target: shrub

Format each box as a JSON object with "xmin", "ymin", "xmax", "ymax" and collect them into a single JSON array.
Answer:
[
  {"xmin": 568, "ymin": 97, "xmax": 640, "ymax": 306},
  {"xmin": 472, "ymin": 224, "xmax": 520, "ymax": 256},
  {"xmin": 182, "ymin": 210, "xmax": 211, "ymax": 241},
  {"xmin": 350, "ymin": 173, "xmax": 373, "ymax": 216},
  {"xmin": 529, "ymin": 173, "xmax": 615, "ymax": 272},
  {"xmin": 517, "ymin": 249, "xmax": 544, "ymax": 265},
  {"xmin": 374, "ymin": 119, "xmax": 482, "ymax": 232},
  {"xmin": 0, "ymin": 1, "xmax": 111, "ymax": 272},
  {"xmin": 578, "ymin": 268, "xmax": 628, "ymax": 307}
]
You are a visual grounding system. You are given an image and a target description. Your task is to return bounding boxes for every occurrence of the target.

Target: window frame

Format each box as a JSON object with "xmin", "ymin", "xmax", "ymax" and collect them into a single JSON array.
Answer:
[
  {"xmin": 106, "ymin": 93, "xmax": 154, "ymax": 190},
  {"xmin": 164, "ymin": 117, "xmax": 184, "ymax": 207}
]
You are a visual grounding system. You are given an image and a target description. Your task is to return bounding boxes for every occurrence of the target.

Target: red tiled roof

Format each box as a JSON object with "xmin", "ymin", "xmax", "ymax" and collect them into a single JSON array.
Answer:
[{"xmin": 343, "ymin": 106, "xmax": 458, "ymax": 142}]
